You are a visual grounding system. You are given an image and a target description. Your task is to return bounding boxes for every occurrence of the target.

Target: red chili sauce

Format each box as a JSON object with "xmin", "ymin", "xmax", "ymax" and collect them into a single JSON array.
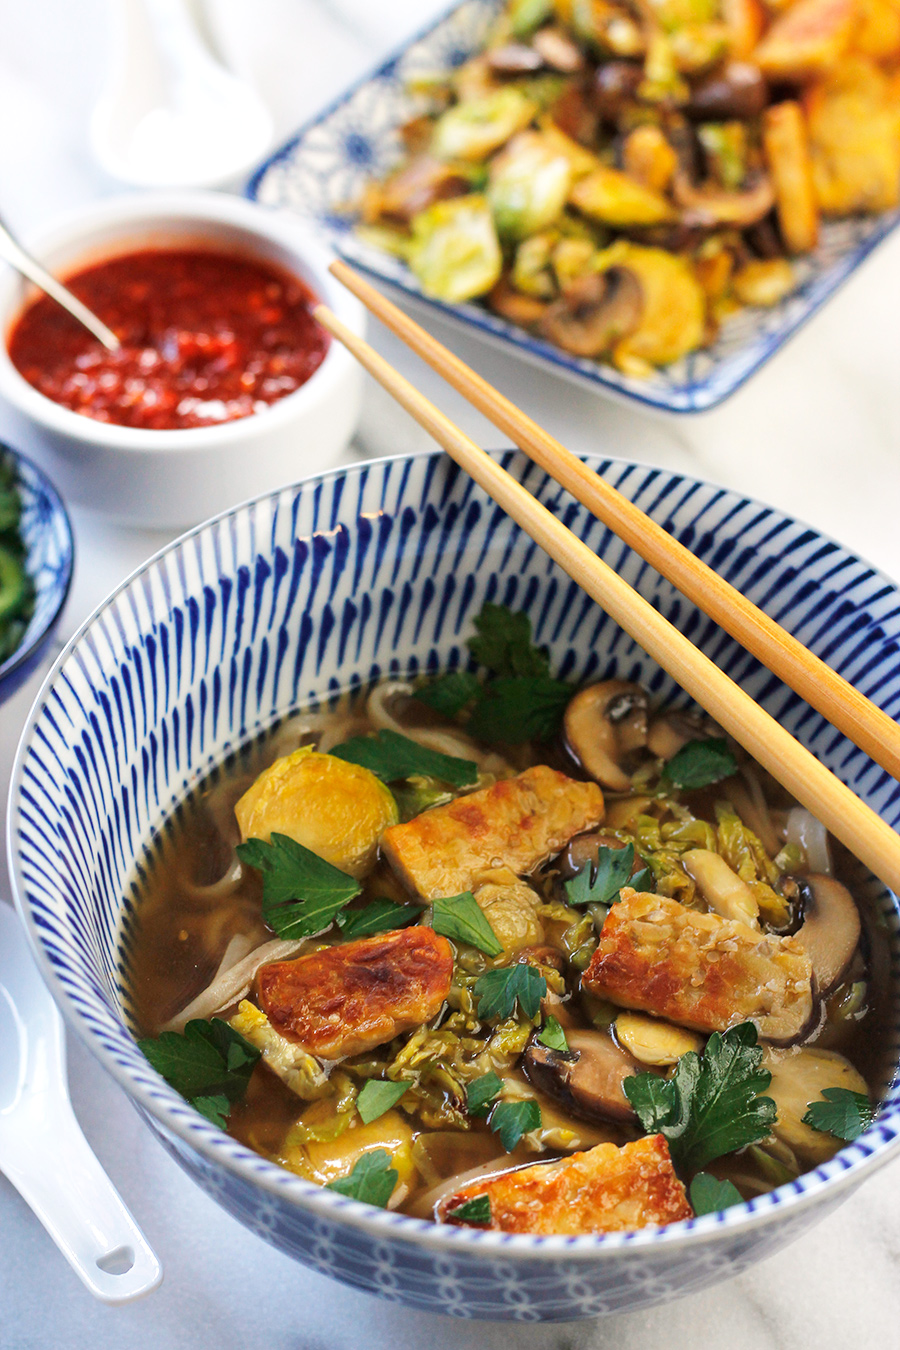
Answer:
[{"xmin": 7, "ymin": 248, "xmax": 329, "ymax": 431}]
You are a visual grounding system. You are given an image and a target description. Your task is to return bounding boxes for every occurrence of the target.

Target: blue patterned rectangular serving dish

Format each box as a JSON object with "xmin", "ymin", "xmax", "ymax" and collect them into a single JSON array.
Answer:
[{"xmin": 247, "ymin": 0, "xmax": 900, "ymax": 414}]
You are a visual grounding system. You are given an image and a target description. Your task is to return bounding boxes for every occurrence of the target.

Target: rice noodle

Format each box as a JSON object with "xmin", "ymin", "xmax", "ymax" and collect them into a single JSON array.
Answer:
[
  {"xmin": 785, "ymin": 806, "xmax": 833, "ymax": 875},
  {"xmin": 160, "ymin": 936, "xmax": 308, "ymax": 1032},
  {"xmin": 267, "ymin": 708, "xmax": 369, "ymax": 759},
  {"xmin": 366, "ymin": 680, "xmax": 511, "ymax": 776},
  {"xmin": 731, "ymin": 767, "xmax": 781, "ymax": 857},
  {"xmin": 179, "ymin": 855, "xmax": 245, "ymax": 905},
  {"xmin": 407, "ymin": 1158, "xmax": 519, "ymax": 1220}
]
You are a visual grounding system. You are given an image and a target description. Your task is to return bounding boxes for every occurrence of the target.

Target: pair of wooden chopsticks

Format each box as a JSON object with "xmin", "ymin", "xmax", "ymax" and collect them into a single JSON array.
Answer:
[{"xmin": 314, "ymin": 264, "xmax": 900, "ymax": 894}]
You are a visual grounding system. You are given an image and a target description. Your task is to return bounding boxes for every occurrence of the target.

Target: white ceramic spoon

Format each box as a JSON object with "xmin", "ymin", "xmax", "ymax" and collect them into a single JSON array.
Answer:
[
  {"xmin": 90, "ymin": 0, "xmax": 273, "ymax": 188},
  {"xmin": 0, "ymin": 903, "xmax": 162, "ymax": 1303}
]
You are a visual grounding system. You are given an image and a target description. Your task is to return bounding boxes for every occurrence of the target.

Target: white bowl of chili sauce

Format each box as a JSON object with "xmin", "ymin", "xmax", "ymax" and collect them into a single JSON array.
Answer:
[{"xmin": 0, "ymin": 193, "xmax": 365, "ymax": 528}]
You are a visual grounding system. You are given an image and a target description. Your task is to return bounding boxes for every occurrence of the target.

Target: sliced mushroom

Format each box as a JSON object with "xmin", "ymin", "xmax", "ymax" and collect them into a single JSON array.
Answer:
[
  {"xmin": 615, "ymin": 1012, "xmax": 703, "ymax": 1065},
  {"xmin": 532, "ymin": 27, "xmax": 585, "ymax": 72},
  {"xmin": 686, "ymin": 62, "xmax": 768, "ymax": 121},
  {"xmin": 540, "ymin": 269, "xmax": 644, "ymax": 358},
  {"xmin": 559, "ymin": 830, "xmax": 642, "ymax": 883},
  {"xmin": 487, "ymin": 42, "xmax": 546, "ymax": 74},
  {"xmin": 673, "ymin": 171, "xmax": 775, "ymax": 228},
  {"xmin": 764, "ymin": 1047, "xmax": 870, "ymax": 1164},
  {"xmin": 793, "ymin": 874, "xmax": 861, "ymax": 997},
  {"xmin": 563, "ymin": 679, "xmax": 648, "ymax": 790},
  {"xmin": 523, "ymin": 1027, "xmax": 640, "ymax": 1124},
  {"xmin": 487, "ymin": 276, "xmax": 549, "ymax": 327},
  {"xmin": 371, "ymin": 156, "xmax": 471, "ymax": 226},
  {"xmin": 682, "ymin": 848, "xmax": 760, "ymax": 927},
  {"xmin": 646, "ymin": 708, "xmax": 716, "ymax": 759}
]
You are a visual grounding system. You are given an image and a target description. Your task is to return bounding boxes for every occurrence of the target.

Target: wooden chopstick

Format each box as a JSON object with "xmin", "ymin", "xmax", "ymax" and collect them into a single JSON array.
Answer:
[
  {"xmin": 313, "ymin": 300, "xmax": 900, "ymax": 894},
  {"xmin": 329, "ymin": 259, "xmax": 900, "ymax": 785}
]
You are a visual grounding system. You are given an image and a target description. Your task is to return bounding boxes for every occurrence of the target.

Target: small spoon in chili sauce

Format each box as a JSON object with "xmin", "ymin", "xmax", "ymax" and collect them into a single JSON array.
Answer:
[
  {"xmin": 7, "ymin": 247, "xmax": 330, "ymax": 432},
  {"xmin": 0, "ymin": 215, "xmax": 120, "ymax": 351}
]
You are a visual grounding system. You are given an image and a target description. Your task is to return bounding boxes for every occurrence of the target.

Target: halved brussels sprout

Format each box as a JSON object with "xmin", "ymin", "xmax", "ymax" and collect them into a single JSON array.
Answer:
[
  {"xmin": 234, "ymin": 745, "xmax": 398, "ymax": 878},
  {"xmin": 569, "ymin": 163, "xmax": 677, "ymax": 226},
  {"xmin": 432, "ymin": 88, "xmax": 538, "ymax": 162},
  {"xmin": 487, "ymin": 131, "xmax": 573, "ymax": 238},
  {"xmin": 409, "ymin": 195, "xmax": 503, "ymax": 302},
  {"xmin": 513, "ymin": 231, "xmax": 558, "ymax": 296}
]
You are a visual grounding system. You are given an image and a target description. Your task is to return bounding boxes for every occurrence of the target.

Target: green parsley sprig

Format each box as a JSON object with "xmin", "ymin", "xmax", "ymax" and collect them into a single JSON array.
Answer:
[
  {"xmin": 447, "ymin": 1194, "xmax": 492, "ymax": 1225},
  {"xmin": 326, "ymin": 1149, "xmax": 397, "ymax": 1207},
  {"xmin": 474, "ymin": 963, "xmax": 547, "ymax": 1021},
  {"xmin": 489, "ymin": 1098, "xmax": 542, "ymax": 1151},
  {"xmin": 138, "ymin": 1018, "xmax": 261, "ymax": 1127},
  {"xmin": 802, "ymin": 1088, "xmax": 877, "ymax": 1141},
  {"xmin": 332, "ymin": 728, "xmax": 478, "ymax": 788},
  {"xmin": 236, "ymin": 832, "xmax": 360, "ymax": 938},
  {"xmin": 336, "ymin": 898, "xmax": 422, "ymax": 940},
  {"xmin": 689, "ymin": 1173, "xmax": 744, "ymax": 1216},
  {"xmin": 564, "ymin": 841, "xmax": 651, "ymax": 910},
  {"xmin": 431, "ymin": 891, "xmax": 504, "ymax": 956},
  {"xmin": 661, "ymin": 739, "xmax": 737, "ymax": 790},
  {"xmin": 623, "ymin": 1022, "xmax": 776, "ymax": 1175}
]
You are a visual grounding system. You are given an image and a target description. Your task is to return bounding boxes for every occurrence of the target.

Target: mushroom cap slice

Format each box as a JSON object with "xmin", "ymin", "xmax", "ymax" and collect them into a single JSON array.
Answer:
[
  {"xmin": 540, "ymin": 269, "xmax": 643, "ymax": 359},
  {"xmin": 563, "ymin": 680, "xmax": 648, "ymax": 790},
  {"xmin": 793, "ymin": 874, "xmax": 861, "ymax": 997},
  {"xmin": 672, "ymin": 171, "xmax": 775, "ymax": 227},
  {"xmin": 763, "ymin": 1046, "xmax": 869, "ymax": 1164},
  {"xmin": 522, "ymin": 1027, "xmax": 641, "ymax": 1124}
]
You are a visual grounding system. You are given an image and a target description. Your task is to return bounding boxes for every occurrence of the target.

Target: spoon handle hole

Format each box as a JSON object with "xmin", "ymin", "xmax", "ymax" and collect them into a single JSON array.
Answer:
[{"xmin": 96, "ymin": 1244, "xmax": 136, "ymax": 1276}]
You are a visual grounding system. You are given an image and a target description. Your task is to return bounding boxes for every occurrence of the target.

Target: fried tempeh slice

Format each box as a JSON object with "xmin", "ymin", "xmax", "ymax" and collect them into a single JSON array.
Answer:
[
  {"xmin": 381, "ymin": 765, "xmax": 604, "ymax": 899},
  {"xmin": 582, "ymin": 890, "xmax": 813, "ymax": 1043},
  {"xmin": 441, "ymin": 1134, "xmax": 692, "ymax": 1234},
  {"xmin": 256, "ymin": 927, "xmax": 453, "ymax": 1058}
]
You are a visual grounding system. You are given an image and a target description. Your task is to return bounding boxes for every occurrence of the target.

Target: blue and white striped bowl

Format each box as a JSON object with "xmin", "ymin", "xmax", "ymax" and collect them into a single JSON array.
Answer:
[
  {"xmin": 8, "ymin": 450, "xmax": 900, "ymax": 1321},
  {"xmin": 0, "ymin": 444, "xmax": 73, "ymax": 704}
]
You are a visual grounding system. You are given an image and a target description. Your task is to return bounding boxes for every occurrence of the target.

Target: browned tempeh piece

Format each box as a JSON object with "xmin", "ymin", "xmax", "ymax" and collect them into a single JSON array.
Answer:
[
  {"xmin": 441, "ymin": 1134, "xmax": 692, "ymax": 1234},
  {"xmin": 381, "ymin": 765, "xmax": 604, "ymax": 899},
  {"xmin": 582, "ymin": 890, "xmax": 814, "ymax": 1041},
  {"xmin": 256, "ymin": 927, "xmax": 453, "ymax": 1058}
]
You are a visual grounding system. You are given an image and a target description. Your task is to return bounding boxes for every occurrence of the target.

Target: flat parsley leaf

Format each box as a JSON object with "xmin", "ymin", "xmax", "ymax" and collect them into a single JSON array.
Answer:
[
  {"xmin": 468, "ymin": 603, "xmax": 550, "ymax": 677},
  {"xmin": 466, "ymin": 676, "xmax": 572, "ymax": 744},
  {"xmin": 236, "ymin": 833, "xmax": 360, "ymax": 938},
  {"xmin": 474, "ymin": 964, "xmax": 547, "ymax": 1022},
  {"xmin": 565, "ymin": 842, "xmax": 639, "ymax": 908},
  {"xmin": 326, "ymin": 1149, "xmax": 398, "ymax": 1207},
  {"xmin": 138, "ymin": 1017, "xmax": 261, "ymax": 1125},
  {"xmin": 536, "ymin": 1015, "xmax": 569, "ymax": 1053},
  {"xmin": 689, "ymin": 1173, "xmax": 744, "ymax": 1216},
  {"xmin": 431, "ymin": 891, "xmax": 504, "ymax": 956},
  {"xmin": 332, "ymin": 728, "xmax": 478, "ymax": 788},
  {"xmin": 467, "ymin": 1071, "xmax": 503, "ymax": 1118},
  {"xmin": 623, "ymin": 1022, "xmax": 776, "ymax": 1174},
  {"xmin": 802, "ymin": 1088, "xmax": 877, "ymax": 1141},
  {"xmin": 489, "ymin": 1098, "xmax": 542, "ymax": 1151},
  {"xmin": 356, "ymin": 1079, "xmax": 409, "ymax": 1124},
  {"xmin": 661, "ymin": 738, "xmax": 737, "ymax": 790},
  {"xmin": 448, "ymin": 1194, "xmax": 492, "ymax": 1225},
  {"xmin": 416, "ymin": 671, "xmax": 481, "ymax": 717},
  {"xmin": 337, "ymin": 898, "xmax": 422, "ymax": 940}
]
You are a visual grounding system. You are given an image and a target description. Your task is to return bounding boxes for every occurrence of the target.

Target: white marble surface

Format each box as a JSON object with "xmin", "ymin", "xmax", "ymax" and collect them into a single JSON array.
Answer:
[{"xmin": 1, "ymin": 1, "xmax": 899, "ymax": 1345}]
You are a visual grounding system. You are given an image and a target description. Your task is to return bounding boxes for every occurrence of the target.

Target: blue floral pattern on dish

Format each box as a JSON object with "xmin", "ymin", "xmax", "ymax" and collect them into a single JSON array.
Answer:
[
  {"xmin": 246, "ymin": 0, "xmax": 900, "ymax": 413},
  {"xmin": 9, "ymin": 450, "xmax": 900, "ymax": 1320}
]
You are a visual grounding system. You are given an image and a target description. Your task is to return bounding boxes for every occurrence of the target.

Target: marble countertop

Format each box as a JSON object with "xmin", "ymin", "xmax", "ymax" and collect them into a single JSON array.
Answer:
[{"xmin": 1, "ymin": 2, "xmax": 899, "ymax": 1345}]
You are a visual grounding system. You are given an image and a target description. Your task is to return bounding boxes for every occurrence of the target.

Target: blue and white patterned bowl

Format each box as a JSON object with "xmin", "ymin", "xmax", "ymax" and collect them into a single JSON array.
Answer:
[
  {"xmin": 247, "ymin": 0, "xmax": 900, "ymax": 414},
  {"xmin": 0, "ymin": 444, "xmax": 73, "ymax": 704},
  {"xmin": 8, "ymin": 450, "xmax": 900, "ymax": 1321}
]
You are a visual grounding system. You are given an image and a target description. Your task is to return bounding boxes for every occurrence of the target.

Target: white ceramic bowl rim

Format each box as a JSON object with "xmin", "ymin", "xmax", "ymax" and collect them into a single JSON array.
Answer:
[
  {"xmin": 0, "ymin": 191, "xmax": 353, "ymax": 453},
  {"xmin": 9, "ymin": 448, "xmax": 900, "ymax": 1261}
]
